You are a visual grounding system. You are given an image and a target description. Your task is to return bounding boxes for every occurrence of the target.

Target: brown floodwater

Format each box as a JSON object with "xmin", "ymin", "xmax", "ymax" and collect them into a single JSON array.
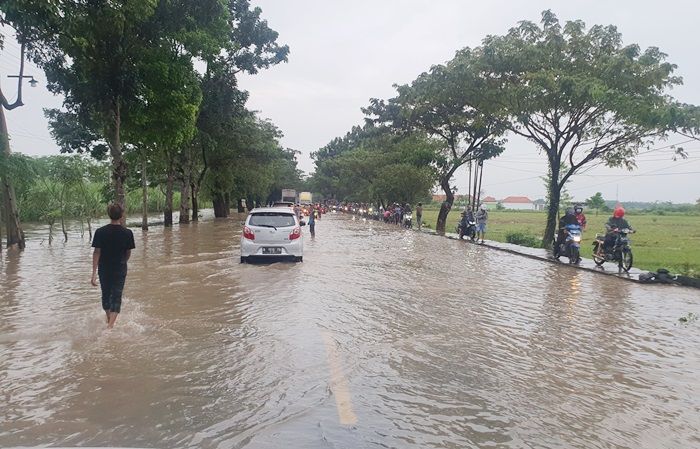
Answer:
[{"xmin": 1, "ymin": 212, "xmax": 699, "ymax": 449}]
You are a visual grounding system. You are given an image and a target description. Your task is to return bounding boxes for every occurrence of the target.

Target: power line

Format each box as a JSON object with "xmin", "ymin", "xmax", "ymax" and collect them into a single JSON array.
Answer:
[{"xmin": 569, "ymin": 158, "xmax": 700, "ymax": 191}]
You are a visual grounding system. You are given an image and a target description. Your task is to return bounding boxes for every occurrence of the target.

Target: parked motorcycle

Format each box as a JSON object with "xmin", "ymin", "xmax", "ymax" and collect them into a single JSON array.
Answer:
[
  {"xmin": 403, "ymin": 213, "xmax": 413, "ymax": 229},
  {"xmin": 457, "ymin": 221, "xmax": 476, "ymax": 241},
  {"xmin": 553, "ymin": 223, "xmax": 582, "ymax": 264},
  {"xmin": 592, "ymin": 228, "xmax": 635, "ymax": 271}
]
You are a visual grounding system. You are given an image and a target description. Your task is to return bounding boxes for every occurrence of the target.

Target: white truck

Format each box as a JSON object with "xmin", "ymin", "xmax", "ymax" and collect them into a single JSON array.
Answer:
[
  {"xmin": 281, "ymin": 189, "xmax": 297, "ymax": 203},
  {"xmin": 299, "ymin": 191, "xmax": 313, "ymax": 204}
]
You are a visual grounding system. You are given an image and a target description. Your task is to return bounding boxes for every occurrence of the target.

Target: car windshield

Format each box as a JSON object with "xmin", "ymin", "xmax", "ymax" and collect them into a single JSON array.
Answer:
[{"xmin": 249, "ymin": 212, "xmax": 296, "ymax": 227}]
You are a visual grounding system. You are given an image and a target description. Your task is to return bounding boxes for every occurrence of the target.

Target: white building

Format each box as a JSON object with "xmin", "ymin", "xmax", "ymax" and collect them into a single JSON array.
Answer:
[{"xmin": 501, "ymin": 196, "xmax": 535, "ymax": 210}]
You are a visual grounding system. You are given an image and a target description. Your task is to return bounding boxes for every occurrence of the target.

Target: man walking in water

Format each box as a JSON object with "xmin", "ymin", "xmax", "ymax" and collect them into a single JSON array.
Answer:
[{"xmin": 90, "ymin": 204, "xmax": 135, "ymax": 329}]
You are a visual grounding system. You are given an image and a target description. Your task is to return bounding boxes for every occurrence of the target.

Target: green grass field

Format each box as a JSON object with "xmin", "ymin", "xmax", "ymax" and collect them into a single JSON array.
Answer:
[{"xmin": 419, "ymin": 208, "xmax": 700, "ymax": 277}]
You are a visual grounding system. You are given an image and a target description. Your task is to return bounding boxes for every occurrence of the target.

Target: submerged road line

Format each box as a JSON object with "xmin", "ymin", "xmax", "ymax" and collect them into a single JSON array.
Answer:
[{"xmin": 321, "ymin": 330, "xmax": 358, "ymax": 426}]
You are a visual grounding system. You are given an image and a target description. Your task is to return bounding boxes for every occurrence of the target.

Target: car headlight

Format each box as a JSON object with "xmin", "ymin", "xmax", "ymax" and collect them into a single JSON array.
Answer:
[{"xmin": 573, "ymin": 236, "xmax": 581, "ymax": 242}]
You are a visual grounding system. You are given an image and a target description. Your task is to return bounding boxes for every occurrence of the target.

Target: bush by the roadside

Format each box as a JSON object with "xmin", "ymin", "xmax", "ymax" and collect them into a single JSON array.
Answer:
[{"xmin": 505, "ymin": 232, "xmax": 542, "ymax": 248}]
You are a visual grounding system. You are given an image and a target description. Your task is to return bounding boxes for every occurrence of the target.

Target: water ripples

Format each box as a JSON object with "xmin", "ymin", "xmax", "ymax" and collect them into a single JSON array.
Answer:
[{"xmin": 1, "ymin": 214, "xmax": 699, "ymax": 448}]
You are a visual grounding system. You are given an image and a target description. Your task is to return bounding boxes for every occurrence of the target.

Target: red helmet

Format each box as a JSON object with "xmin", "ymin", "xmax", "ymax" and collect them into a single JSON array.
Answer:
[{"xmin": 613, "ymin": 207, "xmax": 625, "ymax": 218}]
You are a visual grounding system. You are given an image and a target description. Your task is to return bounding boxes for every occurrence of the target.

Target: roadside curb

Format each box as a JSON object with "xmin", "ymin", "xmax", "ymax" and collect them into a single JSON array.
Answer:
[{"xmin": 414, "ymin": 227, "xmax": 649, "ymax": 285}]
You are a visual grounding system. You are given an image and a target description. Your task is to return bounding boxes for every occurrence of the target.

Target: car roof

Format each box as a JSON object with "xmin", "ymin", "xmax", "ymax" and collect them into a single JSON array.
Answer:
[{"xmin": 248, "ymin": 207, "xmax": 296, "ymax": 214}]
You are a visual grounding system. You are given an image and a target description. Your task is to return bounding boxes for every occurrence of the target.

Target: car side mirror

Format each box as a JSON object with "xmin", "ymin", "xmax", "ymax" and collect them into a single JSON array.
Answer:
[{"xmin": 300, "ymin": 221, "xmax": 306, "ymax": 226}]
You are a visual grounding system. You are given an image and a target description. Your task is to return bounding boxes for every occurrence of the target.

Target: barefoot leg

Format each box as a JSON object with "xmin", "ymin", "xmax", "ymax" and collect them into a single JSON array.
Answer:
[{"xmin": 107, "ymin": 312, "xmax": 119, "ymax": 329}]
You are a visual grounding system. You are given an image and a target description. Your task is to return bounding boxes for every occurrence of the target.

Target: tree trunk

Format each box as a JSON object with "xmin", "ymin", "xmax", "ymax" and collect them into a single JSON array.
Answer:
[
  {"xmin": 164, "ymin": 166, "xmax": 174, "ymax": 227},
  {"xmin": 108, "ymin": 106, "xmax": 126, "ymax": 219},
  {"xmin": 179, "ymin": 175, "xmax": 191, "ymax": 224},
  {"xmin": 87, "ymin": 217, "xmax": 93, "ymax": 242},
  {"xmin": 191, "ymin": 183, "xmax": 199, "ymax": 222},
  {"xmin": 543, "ymin": 164, "xmax": 561, "ymax": 248},
  {"xmin": 48, "ymin": 221, "xmax": 54, "ymax": 245},
  {"xmin": 61, "ymin": 213, "xmax": 68, "ymax": 242},
  {"xmin": 213, "ymin": 193, "xmax": 228, "ymax": 218},
  {"xmin": 0, "ymin": 105, "xmax": 25, "ymax": 250},
  {"xmin": 141, "ymin": 153, "xmax": 148, "ymax": 231},
  {"xmin": 436, "ymin": 179, "xmax": 454, "ymax": 235}
]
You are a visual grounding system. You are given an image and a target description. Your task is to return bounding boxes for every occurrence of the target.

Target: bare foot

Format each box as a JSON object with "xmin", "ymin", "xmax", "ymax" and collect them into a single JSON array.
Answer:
[{"xmin": 107, "ymin": 312, "xmax": 119, "ymax": 329}]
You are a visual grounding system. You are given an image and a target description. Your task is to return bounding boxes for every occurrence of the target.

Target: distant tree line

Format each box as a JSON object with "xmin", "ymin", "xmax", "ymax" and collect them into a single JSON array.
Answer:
[
  {"xmin": 311, "ymin": 11, "xmax": 700, "ymax": 245},
  {"xmin": 0, "ymin": 0, "xmax": 301, "ymax": 250}
]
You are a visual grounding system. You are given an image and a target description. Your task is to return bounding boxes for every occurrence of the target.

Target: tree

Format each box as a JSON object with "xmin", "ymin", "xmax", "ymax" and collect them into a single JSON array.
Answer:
[
  {"xmin": 25, "ymin": 0, "xmax": 229, "ymax": 214},
  {"xmin": 311, "ymin": 125, "xmax": 438, "ymax": 206},
  {"xmin": 365, "ymin": 49, "xmax": 506, "ymax": 233},
  {"xmin": 0, "ymin": 13, "xmax": 35, "ymax": 249},
  {"xmin": 478, "ymin": 10, "xmax": 695, "ymax": 246},
  {"xmin": 587, "ymin": 192, "xmax": 606, "ymax": 215}
]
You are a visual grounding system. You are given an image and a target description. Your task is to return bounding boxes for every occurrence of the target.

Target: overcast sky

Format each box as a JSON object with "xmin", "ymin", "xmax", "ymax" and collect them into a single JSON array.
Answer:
[{"xmin": 2, "ymin": 0, "xmax": 699, "ymax": 203}]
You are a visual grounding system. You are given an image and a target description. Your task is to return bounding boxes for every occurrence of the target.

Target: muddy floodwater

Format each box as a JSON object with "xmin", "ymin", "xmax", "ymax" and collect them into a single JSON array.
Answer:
[{"xmin": 1, "ymin": 213, "xmax": 699, "ymax": 449}]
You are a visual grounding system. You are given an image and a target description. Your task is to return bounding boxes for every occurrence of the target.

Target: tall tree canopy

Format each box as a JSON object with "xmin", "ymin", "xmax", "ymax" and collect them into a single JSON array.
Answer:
[
  {"xmin": 364, "ymin": 49, "xmax": 507, "ymax": 233},
  {"xmin": 478, "ymin": 10, "xmax": 694, "ymax": 245},
  {"xmin": 311, "ymin": 125, "xmax": 438, "ymax": 206}
]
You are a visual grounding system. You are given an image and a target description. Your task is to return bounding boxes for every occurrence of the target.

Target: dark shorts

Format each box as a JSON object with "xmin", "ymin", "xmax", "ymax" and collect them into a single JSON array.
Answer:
[{"xmin": 98, "ymin": 266, "xmax": 127, "ymax": 313}]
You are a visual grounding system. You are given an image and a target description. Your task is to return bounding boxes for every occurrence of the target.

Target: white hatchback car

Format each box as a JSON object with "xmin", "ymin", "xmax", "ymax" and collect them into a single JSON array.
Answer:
[{"xmin": 240, "ymin": 207, "xmax": 304, "ymax": 263}]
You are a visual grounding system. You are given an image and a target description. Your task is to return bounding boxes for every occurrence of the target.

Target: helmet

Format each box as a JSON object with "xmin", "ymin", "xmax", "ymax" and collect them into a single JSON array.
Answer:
[
  {"xmin": 613, "ymin": 207, "xmax": 625, "ymax": 218},
  {"xmin": 574, "ymin": 204, "xmax": 583, "ymax": 214},
  {"xmin": 565, "ymin": 207, "xmax": 575, "ymax": 216}
]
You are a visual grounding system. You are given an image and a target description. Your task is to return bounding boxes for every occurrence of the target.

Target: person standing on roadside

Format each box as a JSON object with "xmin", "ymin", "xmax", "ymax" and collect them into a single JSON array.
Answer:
[
  {"xmin": 416, "ymin": 202, "xmax": 423, "ymax": 230},
  {"xmin": 91, "ymin": 204, "xmax": 135, "ymax": 329},
  {"xmin": 475, "ymin": 204, "xmax": 488, "ymax": 244},
  {"xmin": 307, "ymin": 206, "xmax": 316, "ymax": 237}
]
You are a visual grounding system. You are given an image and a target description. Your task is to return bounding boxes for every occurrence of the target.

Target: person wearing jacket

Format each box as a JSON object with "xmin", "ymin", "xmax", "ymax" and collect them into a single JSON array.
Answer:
[
  {"xmin": 475, "ymin": 205, "xmax": 488, "ymax": 244},
  {"xmin": 556, "ymin": 208, "xmax": 579, "ymax": 252},
  {"xmin": 574, "ymin": 204, "xmax": 587, "ymax": 230},
  {"xmin": 604, "ymin": 207, "xmax": 633, "ymax": 250}
]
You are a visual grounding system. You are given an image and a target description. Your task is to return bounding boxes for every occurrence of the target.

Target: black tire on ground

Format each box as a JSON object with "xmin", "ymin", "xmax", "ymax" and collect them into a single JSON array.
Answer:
[
  {"xmin": 592, "ymin": 242, "xmax": 605, "ymax": 266},
  {"xmin": 240, "ymin": 256, "xmax": 247, "ymax": 264},
  {"xmin": 295, "ymin": 256, "xmax": 303, "ymax": 263},
  {"xmin": 620, "ymin": 249, "xmax": 633, "ymax": 272},
  {"xmin": 569, "ymin": 246, "xmax": 580, "ymax": 264},
  {"xmin": 553, "ymin": 241, "xmax": 560, "ymax": 259}
]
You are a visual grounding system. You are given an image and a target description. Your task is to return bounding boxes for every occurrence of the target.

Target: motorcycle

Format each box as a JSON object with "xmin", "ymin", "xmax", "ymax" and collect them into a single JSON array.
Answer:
[
  {"xmin": 456, "ymin": 220, "xmax": 476, "ymax": 241},
  {"xmin": 403, "ymin": 212, "xmax": 413, "ymax": 229},
  {"xmin": 553, "ymin": 223, "xmax": 582, "ymax": 264},
  {"xmin": 592, "ymin": 228, "xmax": 635, "ymax": 271}
]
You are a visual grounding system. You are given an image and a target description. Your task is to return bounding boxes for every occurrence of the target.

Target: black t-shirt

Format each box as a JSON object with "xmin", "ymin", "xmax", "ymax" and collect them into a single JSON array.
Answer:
[{"xmin": 92, "ymin": 224, "xmax": 135, "ymax": 268}]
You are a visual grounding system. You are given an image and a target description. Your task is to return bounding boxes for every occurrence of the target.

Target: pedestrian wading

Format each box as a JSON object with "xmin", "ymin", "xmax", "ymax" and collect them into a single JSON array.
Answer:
[{"xmin": 91, "ymin": 204, "xmax": 135, "ymax": 329}]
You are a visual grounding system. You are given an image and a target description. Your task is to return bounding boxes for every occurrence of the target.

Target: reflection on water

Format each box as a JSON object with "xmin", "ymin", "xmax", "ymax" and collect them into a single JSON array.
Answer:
[{"xmin": 1, "ymin": 213, "xmax": 699, "ymax": 449}]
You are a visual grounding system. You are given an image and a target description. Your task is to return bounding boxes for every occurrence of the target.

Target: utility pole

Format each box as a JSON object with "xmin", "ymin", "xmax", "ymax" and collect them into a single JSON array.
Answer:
[{"xmin": 1, "ymin": 39, "xmax": 38, "ymax": 250}]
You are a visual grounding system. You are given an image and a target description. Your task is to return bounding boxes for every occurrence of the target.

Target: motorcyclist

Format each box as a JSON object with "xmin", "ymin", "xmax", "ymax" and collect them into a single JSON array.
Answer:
[
  {"xmin": 555, "ymin": 208, "xmax": 579, "ymax": 252},
  {"xmin": 458, "ymin": 211, "xmax": 470, "ymax": 239},
  {"xmin": 574, "ymin": 204, "xmax": 587, "ymax": 230},
  {"xmin": 604, "ymin": 207, "xmax": 632, "ymax": 251}
]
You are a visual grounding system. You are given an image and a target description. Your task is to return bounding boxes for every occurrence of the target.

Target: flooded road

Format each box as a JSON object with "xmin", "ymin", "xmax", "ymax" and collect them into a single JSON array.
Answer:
[{"xmin": 1, "ymin": 213, "xmax": 699, "ymax": 449}]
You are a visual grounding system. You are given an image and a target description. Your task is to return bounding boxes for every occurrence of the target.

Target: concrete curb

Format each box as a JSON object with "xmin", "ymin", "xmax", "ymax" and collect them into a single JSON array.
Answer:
[{"xmin": 413, "ymin": 227, "xmax": 648, "ymax": 285}]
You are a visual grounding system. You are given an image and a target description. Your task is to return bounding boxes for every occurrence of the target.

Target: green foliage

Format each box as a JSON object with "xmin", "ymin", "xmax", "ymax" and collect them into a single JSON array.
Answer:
[
  {"xmin": 364, "ymin": 49, "xmax": 507, "ymax": 198},
  {"xmin": 505, "ymin": 232, "xmax": 542, "ymax": 248},
  {"xmin": 476, "ymin": 10, "xmax": 696, "ymax": 243},
  {"xmin": 586, "ymin": 192, "xmax": 606, "ymax": 211},
  {"xmin": 311, "ymin": 125, "xmax": 438, "ymax": 205},
  {"xmin": 125, "ymin": 187, "xmax": 181, "ymax": 215}
]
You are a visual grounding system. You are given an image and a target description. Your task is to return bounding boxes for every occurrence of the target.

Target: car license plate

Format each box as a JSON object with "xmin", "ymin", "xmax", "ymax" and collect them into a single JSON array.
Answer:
[{"xmin": 262, "ymin": 247, "xmax": 282, "ymax": 255}]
